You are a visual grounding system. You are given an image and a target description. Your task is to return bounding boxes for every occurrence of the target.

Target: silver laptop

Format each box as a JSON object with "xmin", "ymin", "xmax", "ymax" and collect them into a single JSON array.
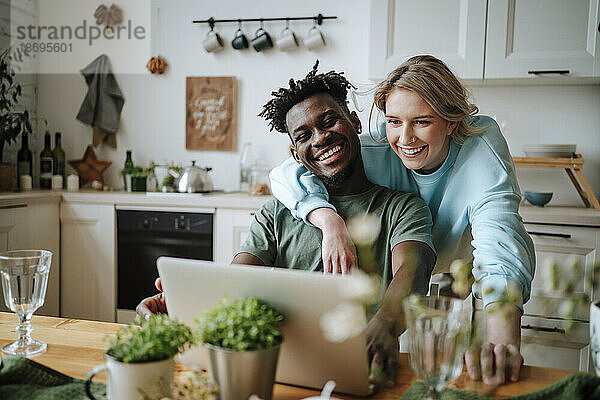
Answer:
[{"xmin": 157, "ymin": 257, "xmax": 371, "ymax": 396}]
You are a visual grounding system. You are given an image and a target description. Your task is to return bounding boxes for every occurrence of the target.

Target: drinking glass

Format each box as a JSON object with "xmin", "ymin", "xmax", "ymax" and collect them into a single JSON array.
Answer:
[
  {"xmin": 403, "ymin": 295, "xmax": 470, "ymax": 399},
  {"xmin": 0, "ymin": 250, "xmax": 52, "ymax": 356}
]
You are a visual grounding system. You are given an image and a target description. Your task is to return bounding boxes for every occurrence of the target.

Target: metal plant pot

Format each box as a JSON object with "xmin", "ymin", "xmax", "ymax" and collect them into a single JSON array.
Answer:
[
  {"xmin": 206, "ymin": 343, "xmax": 280, "ymax": 400},
  {"xmin": 130, "ymin": 176, "xmax": 147, "ymax": 192}
]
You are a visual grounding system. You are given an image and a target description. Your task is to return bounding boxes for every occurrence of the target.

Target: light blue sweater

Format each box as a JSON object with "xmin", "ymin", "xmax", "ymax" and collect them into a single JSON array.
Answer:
[{"xmin": 269, "ymin": 115, "xmax": 535, "ymax": 309}]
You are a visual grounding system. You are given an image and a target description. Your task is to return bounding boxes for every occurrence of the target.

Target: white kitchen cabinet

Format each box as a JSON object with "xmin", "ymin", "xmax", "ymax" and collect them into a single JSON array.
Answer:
[
  {"xmin": 369, "ymin": 0, "xmax": 600, "ymax": 82},
  {"xmin": 0, "ymin": 201, "xmax": 60, "ymax": 317},
  {"xmin": 0, "ymin": 204, "xmax": 27, "ymax": 252},
  {"xmin": 369, "ymin": 0, "xmax": 487, "ymax": 81},
  {"xmin": 522, "ymin": 223, "xmax": 600, "ymax": 371},
  {"xmin": 60, "ymin": 202, "xmax": 116, "ymax": 322},
  {"xmin": 521, "ymin": 315, "xmax": 591, "ymax": 371},
  {"xmin": 214, "ymin": 208, "xmax": 256, "ymax": 263},
  {"xmin": 485, "ymin": 0, "xmax": 600, "ymax": 79}
]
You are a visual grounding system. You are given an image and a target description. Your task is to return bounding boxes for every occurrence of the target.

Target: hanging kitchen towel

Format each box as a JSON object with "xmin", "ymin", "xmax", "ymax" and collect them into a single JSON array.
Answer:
[
  {"xmin": 0, "ymin": 356, "xmax": 106, "ymax": 400},
  {"xmin": 76, "ymin": 54, "xmax": 124, "ymax": 149}
]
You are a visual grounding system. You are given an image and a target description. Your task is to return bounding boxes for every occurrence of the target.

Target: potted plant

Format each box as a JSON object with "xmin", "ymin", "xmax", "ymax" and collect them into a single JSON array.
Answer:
[
  {"xmin": 85, "ymin": 314, "xmax": 195, "ymax": 400},
  {"xmin": 121, "ymin": 166, "xmax": 149, "ymax": 192},
  {"xmin": 0, "ymin": 48, "xmax": 33, "ymax": 191},
  {"xmin": 196, "ymin": 297, "xmax": 284, "ymax": 400}
]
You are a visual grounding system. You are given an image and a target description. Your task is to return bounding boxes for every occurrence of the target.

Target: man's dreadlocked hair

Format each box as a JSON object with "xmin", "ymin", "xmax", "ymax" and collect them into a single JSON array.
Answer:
[{"xmin": 258, "ymin": 60, "xmax": 356, "ymax": 134}]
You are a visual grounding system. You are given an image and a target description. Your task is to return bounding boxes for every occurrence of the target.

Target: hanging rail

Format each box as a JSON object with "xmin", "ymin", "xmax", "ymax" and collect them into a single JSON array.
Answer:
[{"xmin": 193, "ymin": 14, "xmax": 337, "ymax": 28}]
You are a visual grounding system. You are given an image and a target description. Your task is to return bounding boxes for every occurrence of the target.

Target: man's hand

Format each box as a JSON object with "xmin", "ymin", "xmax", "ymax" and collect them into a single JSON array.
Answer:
[
  {"xmin": 465, "ymin": 302, "xmax": 523, "ymax": 385},
  {"xmin": 135, "ymin": 278, "xmax": 167, "ymax": 319},
  {"xmin": 307, "ymin": 208, "xmax": 357, "ymax": 274},
  {"xmin": 365, "ymin": 314, "xmax": 398, "ymax": 388}
]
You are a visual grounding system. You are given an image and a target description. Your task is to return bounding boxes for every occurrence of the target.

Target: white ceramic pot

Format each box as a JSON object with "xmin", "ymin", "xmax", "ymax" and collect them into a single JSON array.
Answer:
[
  {"xmin": 590, "ymin": 302, "xmax": 600, "ymax": 375},
  {"xmin": 85, "ymin": 353, "xmax": 174, "ymax": 399}
]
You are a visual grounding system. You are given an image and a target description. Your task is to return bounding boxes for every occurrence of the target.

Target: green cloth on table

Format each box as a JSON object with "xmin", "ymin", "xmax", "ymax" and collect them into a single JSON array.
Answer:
[
  {"xmin": 0, "ymin": 356, "xmax": 106, "ymax": 400},
  {"xmin": 399, "ymin": 374, "xmax": 600, "ymax": 400}
]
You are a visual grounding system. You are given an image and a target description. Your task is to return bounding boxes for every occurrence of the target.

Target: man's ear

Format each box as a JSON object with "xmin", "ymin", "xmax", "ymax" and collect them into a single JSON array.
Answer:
[
  {"xmin": 290, "ymin": 144, "xmax": 301, "ymax": 163},
  {"xmin": 349, "ymin": 111, "xmax": 362, "ymax": 134}
]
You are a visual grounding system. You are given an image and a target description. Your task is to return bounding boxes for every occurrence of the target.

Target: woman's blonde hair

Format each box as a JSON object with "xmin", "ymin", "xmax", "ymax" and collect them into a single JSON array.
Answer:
[{"xmin": 373, "ymin": 55, "xmax": 484, "ymax": 142}]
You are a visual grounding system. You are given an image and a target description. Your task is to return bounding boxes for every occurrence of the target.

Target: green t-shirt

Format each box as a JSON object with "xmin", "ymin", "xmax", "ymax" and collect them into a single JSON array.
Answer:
[{"xmin": 236, "ymin": 185, "xmax": 435, "ymax": 292}]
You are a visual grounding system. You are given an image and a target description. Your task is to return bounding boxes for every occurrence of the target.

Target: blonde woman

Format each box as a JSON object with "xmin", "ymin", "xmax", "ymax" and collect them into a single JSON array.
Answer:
[{"xmin": 269, "ymin": 55, "xmax": 535, "ymax": 385}]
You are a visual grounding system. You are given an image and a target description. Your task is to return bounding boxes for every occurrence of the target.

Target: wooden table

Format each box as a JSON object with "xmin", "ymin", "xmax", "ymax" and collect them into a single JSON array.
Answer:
[{"xmin": 0, "ymin": 313, "xmax": 575, "ymax": 399}]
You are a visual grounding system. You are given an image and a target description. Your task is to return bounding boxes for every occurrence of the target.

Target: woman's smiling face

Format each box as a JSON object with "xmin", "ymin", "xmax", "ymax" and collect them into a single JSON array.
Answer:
[{"xmin": 385, "ymin": 88, "xmax": 456, "ymax": 174}]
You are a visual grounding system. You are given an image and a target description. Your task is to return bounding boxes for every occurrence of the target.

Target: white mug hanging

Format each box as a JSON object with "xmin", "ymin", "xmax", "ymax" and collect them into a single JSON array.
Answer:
[
  {"xmin": 304, "ymin": 21, "xmax": 326, "ymax": 51},
  {"xmin": 203, "ymin": 27, "xmax": 224, "ymax": 53},
  {"xmin": 277, "ymin": 20, "xmax": 299, "ymax": 52}
]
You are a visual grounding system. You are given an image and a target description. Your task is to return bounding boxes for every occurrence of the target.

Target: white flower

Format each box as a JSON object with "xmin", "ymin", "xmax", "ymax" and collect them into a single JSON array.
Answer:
[
  {"xmin": 340, "ymin": 269, "xmax": 381, "ymax": 304},
  {"xmin": 347, "ymin": 213, "xmax": 381, "ymax": 246},
  {"xmin": 319, "ymin": 302, "xmax": 367, "ymax": 343}
]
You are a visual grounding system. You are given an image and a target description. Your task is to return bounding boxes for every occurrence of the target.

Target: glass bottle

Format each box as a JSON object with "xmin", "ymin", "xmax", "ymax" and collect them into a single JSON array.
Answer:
[
  {"xmin": 123, "ymin": 150, "xmax": 134, "ymax": 192},
  {"xmin": 17, "ymin": 132, "xmax": 33, "ymax": 188},
  {"xmin": 52, "ymin": 132, "xmax": 65, "ymax": 186},
  {"xmin": 239, "ymin": 143, "xmax": 254, "ymax": 192},
  {"xmin": 124, "ymin": 150, "xmax": 134, "ymax": 169},
  {"xmin": 39, "ymin": 131, "xmax": 53, "ymax": 189}
]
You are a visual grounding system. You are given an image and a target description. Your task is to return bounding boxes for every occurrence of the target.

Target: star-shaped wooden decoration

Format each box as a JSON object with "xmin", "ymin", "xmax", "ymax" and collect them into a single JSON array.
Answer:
[{"xmin": 68, "ymin": 145, "xmax": 112, "ymax": 185}]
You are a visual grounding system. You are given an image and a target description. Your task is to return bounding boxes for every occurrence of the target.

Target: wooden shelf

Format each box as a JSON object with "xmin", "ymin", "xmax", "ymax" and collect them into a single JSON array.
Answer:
[{"xmin": 513, "ymin": 154, "xmax": 599, "ymax": 210}]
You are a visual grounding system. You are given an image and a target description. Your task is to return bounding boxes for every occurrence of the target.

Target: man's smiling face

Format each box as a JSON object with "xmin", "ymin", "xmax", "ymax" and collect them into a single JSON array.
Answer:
[{"xmin": 286, "ymin": 93, "xmax": 361, "ymax": 186}]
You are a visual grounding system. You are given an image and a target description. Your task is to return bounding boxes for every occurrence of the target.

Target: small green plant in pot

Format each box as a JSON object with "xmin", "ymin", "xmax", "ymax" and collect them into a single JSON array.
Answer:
[
  {"xmin": 121, "ymin": 166, "xmax": 149, "ymax": 192},
  {"xmin": 85, "ymin": 314, "xmax": 195, "ymax": 400},
  {"xmin": 196, "ymin": 297, "xmax": 284, "ymax": 400}
]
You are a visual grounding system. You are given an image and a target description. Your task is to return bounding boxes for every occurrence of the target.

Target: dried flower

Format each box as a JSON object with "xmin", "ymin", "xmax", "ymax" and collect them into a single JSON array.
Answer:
[
  {"xmin": 347, "ymin": 213, "xmax": 381, "ymax": 246},
  {"xmin": 141, "ymin": 369, "xmax": 218, "ymax": 400},
  {"xmin": 341, "ymin": 268, "xmax": 381, "ymax": 305},
  {"xmin": 449, "ymin": 259, "xmax": 473, "ymax": 298},
  {"xmin": 540, "ymin": 258, "xmax": 600, "ymax": 332},
  {"xmin": 319, "ymin": 302, "xmax": 367, "ymax": 343},
  {"xmin": 320, "ymin": 213, "xmax": 382, "ymax": 343}
]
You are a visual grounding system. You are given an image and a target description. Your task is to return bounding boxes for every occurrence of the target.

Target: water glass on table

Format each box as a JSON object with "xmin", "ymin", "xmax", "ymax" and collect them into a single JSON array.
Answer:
[
  {"xmin": 403, "ymin": 295, "xmax": 471, "ymax": 399},
  {"xmin": 0, "ymin": 250, "xmax": 52, "ymax": 357}
]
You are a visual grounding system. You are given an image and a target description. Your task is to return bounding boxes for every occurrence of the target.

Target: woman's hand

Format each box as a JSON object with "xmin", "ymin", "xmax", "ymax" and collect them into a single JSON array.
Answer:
[
  {"xmin": 307, "ymin": 208, "xmax": 357, "ymax": 274},
  {"xmin": 465, "ymin": 302, "xmax": 523, "ymax": 385}
]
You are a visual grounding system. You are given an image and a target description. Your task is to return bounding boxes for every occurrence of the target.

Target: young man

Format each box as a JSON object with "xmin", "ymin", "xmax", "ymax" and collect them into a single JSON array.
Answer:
[{"xmin": 137, "ymin": 63, "xmax": 436, "ymax": 387}]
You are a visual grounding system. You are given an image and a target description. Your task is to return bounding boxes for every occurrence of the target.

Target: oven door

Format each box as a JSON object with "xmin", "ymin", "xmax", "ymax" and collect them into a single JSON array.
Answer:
[{"xmin": 116, "ymin": 208, "xmax": 213, "ymax": 322}]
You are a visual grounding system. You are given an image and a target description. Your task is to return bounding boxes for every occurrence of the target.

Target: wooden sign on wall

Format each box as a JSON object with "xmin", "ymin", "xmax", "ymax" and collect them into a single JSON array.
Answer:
[{"xmin": 186, "ymin": 76, "xmax": 237, "ymax": 151}]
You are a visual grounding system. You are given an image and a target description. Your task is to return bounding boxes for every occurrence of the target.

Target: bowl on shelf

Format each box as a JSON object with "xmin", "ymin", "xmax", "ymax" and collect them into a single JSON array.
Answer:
[{"xmin": 525, "ymin": 191, "xmax": 553, "ymax": 207}]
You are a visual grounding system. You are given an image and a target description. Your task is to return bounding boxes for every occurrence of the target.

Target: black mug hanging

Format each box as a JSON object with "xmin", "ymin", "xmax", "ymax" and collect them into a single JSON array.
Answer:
[
  {"xmin": 231, "ymin": 20, "xmax": 249, "ymax": 50},
  {"xmin": 251, "ymin": 21, "xmax": 273, "ymax": 52}
]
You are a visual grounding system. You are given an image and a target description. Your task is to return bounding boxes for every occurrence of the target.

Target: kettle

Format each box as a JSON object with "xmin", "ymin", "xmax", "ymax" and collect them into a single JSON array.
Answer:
[{"xmin": 170, "ymin": 161, "xmax": 214, "ymax": 193}]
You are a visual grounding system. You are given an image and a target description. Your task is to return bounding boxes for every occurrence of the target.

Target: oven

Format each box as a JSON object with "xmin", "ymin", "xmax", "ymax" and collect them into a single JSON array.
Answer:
[{"xmin": 116, "ymin": 206, "xmax": 214, "ymax": 323}]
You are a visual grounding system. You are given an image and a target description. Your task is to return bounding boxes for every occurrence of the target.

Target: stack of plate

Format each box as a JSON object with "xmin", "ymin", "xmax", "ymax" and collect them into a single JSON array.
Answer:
[{"xmin": 523, "ymin": 144, "xmax": 577, "ymax": 158}]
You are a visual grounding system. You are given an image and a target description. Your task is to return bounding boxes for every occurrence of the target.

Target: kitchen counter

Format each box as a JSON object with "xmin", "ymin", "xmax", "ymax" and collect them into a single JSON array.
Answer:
[
  {"xmin": 2, "ymin": 190, "xmax": 600, "ymax": 226},
  {"xmin": 0, "ymin": 191, "xmax": 61, "ymax": 206},
  {"xmin": 0, "ymin": 190, "xmax": 271, "ymax": 210},
  {"xmin": 519, "ymin": 204, "xmax": 600, "ymax": 227}
]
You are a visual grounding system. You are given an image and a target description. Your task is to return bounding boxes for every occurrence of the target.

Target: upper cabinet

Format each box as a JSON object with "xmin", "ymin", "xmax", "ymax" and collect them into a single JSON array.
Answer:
[
  {"xmin": 486, "ymin": 0, "xmax": 600, "ymax": 79},
  {"xmin": 369, "ymin": 0, "xmax": 600, "ymax": 82},
  {"xmin": 369, "ymin": 0, "xmax": 487, "ymax": 81}
]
